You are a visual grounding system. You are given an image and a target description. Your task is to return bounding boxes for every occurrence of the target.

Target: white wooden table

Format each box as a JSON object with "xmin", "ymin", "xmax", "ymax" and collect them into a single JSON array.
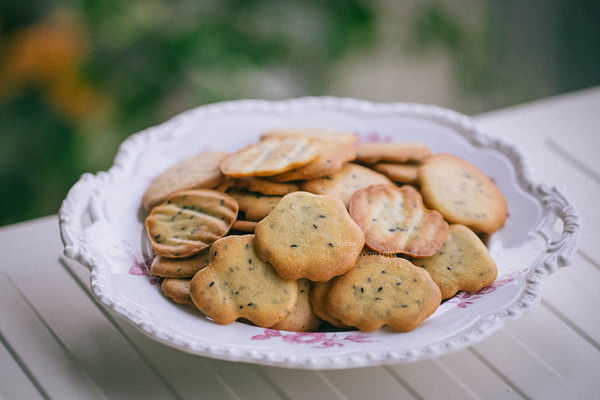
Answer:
[{"xmin": 2, "ymin": 88, "xmax": 599, "ymax": 400}]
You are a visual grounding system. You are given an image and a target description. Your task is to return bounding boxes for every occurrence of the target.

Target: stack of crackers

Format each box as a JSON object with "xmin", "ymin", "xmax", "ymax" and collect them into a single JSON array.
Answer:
[{"xmin": 142, "ymin": 129, "xmax": 507, "ymax": 333}]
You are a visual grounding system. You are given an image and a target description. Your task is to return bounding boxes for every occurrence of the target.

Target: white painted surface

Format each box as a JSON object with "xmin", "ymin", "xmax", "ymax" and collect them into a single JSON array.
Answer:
[{"xmin": 1, "ymin": 87, "xmax": 599, "ymax": 399}]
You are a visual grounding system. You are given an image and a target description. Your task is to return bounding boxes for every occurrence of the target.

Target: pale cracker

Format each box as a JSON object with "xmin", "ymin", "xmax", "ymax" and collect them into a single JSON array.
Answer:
[
  {"xmin": 327, "ymin": 255, "xmax": 441, "ymax": 332},
  {"xmin": 415, "ymin": 224, "xmax": 498, "ymax": 299},
  {"xmin": 261, "ymin": 129, "xmax": 357, "ymax": 145},
  {"xmin": 145, "ymin": 189, "xmax": 238, "ymax": 258},
  {"xmin": 190, "ymin": 235, "xmax": 298, "ymax": 327},
  {"xmin": 349, "ymin": 184, "xmax": 448, "ymax": 256},
  {"xmin": 419, "ymin": 153, "xmax": 507, "ymax": 234},
  {"xmin": 269, "ymin": 139, "xmax": 357, "ymax": 182},
  {"xmin": 301, "ymin": 163, "xmax": 392, "ymax": 207},
  {"xmin": 255, "ymin": 191, "xmax": 364, "ymax": 281},
  {"xmin": 220, "ymin": 137, "xmax": 319, "ymax": 177}
]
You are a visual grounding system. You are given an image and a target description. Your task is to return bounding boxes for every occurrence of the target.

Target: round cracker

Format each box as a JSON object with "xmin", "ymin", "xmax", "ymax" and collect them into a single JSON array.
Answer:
[
  {"xmin": 161, "ymin": 278, "xmax": 194, "ymax": 305},
  {"xmin": 226, "ymin": 189, "xmax": 282, "ymax": 221},
  {"xmin": 418, "ymin": 154, "xmax": 507, "ymax": 234},
  {"xmin": 310, "ymin": 280, "xmax": 351, "ymax": 329}
]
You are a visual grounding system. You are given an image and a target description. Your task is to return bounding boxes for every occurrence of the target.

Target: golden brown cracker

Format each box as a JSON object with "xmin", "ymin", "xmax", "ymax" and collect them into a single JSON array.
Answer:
[
  {"xmin": 273, "ymin": 279, "xmax": 322, "ymax": 332},
  {"xmin": 255, "ymin": 191, "xmax": 365, "ymax": 281},
  {"xmin": 142, "ymin": 152, "xmax": 227, "ymax": 210},
  {"xmin": 349, "ymin": 184, "xmax": 448, "ymax": 257},
  {"xmin": 372, "ymin": 163, "xmax": 419, "ymax": 184},
  {"xmin": 327, "ymin": 255, "xmax": 441, "ymax": 332},
  {"xmin": 261, "ymin": 129, "xmax": 357, "ymax": 144},
  {"xmin": 415, "ymin": 224, "xmax": 498, "ymax": 299},
  {"xmin": 231, "ymin": 220, "xmax": 257, "ymax": 233},
  {"xmin": 355, "ymin": 143, "xmax": 431, "ymax": 164},
  {"xmin": 190, "ymin": 235, "xmax": 298, "ymax": 327},
  {"xmin": 145, "ymin": 189, "xmax": 238, "ymax": 258},
  {"xmin": 310, "ymin": 280, "xmax": 351, "ymax": 329},
  {"xmin": 161, "ymin": 278, "xmax": 194, "ymax": 305},
  {"xmin": 150, "ymin": 249, "xmax": 210, "ymax": 278},
  {"xmin": 234, "ymin": 177, "xmax": 299, "ymax": 196},
  {"xmin": 226, "ymin": 189, "xmax": 281, "ymax": 221},
  {"xmin": 419, "ymin": 154, "xmax": 507, "ymax": 234}
]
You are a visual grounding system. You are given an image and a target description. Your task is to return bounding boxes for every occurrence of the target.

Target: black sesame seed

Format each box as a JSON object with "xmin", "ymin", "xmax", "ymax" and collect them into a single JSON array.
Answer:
[
  {"xmin": 209, "ymin": 282, "xmax": 214, "ymax": 287},
  {"xmin": 248, "ymin": 258, "xmax": 252, "ymax": 264},
  {"xmin": 401, "ymin": 304, "xmax": 408, "ymax": 308},
  {"xmin": 360, "ymin": 287, "xmax": 364, "ymax": 293},
  {"xmin": 389, "ymin": 228, "xmax": 396, "ymax": 232},
  {"xmin": 319, "ymin": 214, "xmax": 326, "ymax": 218},
  {"xmin": 214, "ymin": 251, "xmax": 218, "ymax": 256},
  {"xmin": 367, "ymin": 277, "xmax": 372, "ymax": 283},
  {"xmin": 220, "ymin": 199, "xmax": 224, "ymax": 205},
  {"xmin": 378, "ymin": 287, "xmax": 383, "ymax": 292},
  {"xmin": 245, "ymin": 244, "xmax": 249, "ymax": 250},
  {"xmin": 381, "ymin": 270, "xmax": 386, "ymax": 274},
  {"xmin": 239, "ymin": 305, "xmax": 243, "ymax": 309},
  {"xmin": 247, "ymin": 302, "xmax": 255, "ymax": 307},
  {"xmin": 313, "ymin": 224, "xmax": 318, "ymax": 229},
  {"xmin": 290, "ymin": 244, "xmax": 298, "ymax": 248},
  {"xmin": 375, "ymin": 297, "xmax": 382, "ymax": 301},
  {"xmin": 447, "ymin": 266, "xmax": 452, "ymax": 271},
  {"xmin": 154, "ymin": 234, "xmax": 161, "ymax": 240},
  {"xmin": 328, "ymin": 242, "xmax": 334, "ymax": 247},
  {"xmin": 413, "ymin": 278, "xmax": 418, "ymax": 282}
]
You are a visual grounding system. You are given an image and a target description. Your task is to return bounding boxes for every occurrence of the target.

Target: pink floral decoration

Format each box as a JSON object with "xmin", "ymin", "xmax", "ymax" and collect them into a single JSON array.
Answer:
[
  {"xmin": 121, "ymin": 240, "xmax": 160, "ymax": 285},
  {"xmin": 446, "ymin": 269, "xmax": 527, "ymax": 309},
  {"xmin": 251, "ymin": 329, "xmax": 376, "ymax": 348}
]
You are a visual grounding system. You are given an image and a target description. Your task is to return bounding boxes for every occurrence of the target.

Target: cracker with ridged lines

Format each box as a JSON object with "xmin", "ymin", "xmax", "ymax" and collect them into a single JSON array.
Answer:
[
  {"xmin": 373, "ymin": 163, "xmax": 419, "ymax": 184},
  {"xmin": 145, "ymin": 189, "xmax": 238, "ymax": 258},
  {"xmin": 220, "ymin": 137, "xmax": 318, "ymax": 177},
  {"xmin": 255, "ymin": 191, "xmax": 365, "ymax": 281},
  {"xmin": 161, "ymin": 278, "xmax": 193, "ymax": 305},
  {"xmin": 273, "ymin": 279, "xmax": 322, "ymax": 332},
  {"xmin": 190, "ymin": 235, "xmax": 298, "ymax": 327},
  {"xmin": 310, "ymin": 280, "xmax": 351, "ymax": 329},
  {"xmin": 415, "ymin": 224, "xmax": 498, "ymax": 299},
  {"xmin": 349, "ymin": 184, "xmax": 448, "ymax": 256},
  {"xmin": 355, "ymin": 143, "xmax": 431, "ymax": 164},
  {"xmin": 226, "ymin": 189, "xmax": 281, "ymax": 221},
  {"xmin": 150, "ymin": 249, "xmax": 210, "ymax": 278},
  {"xmin": 301, "ymin": 163, "xmax": 392, "ymax": 207},
  {"xmin": 142, "ymin": 152, "xmax": 227, "ymax": 211},
  {"xmin": 327, "ymin": 255, "xmax": 441, "ymax": 332},
  {"xmin": 269, "ymin": 139, "xmax": 357, "ymax": 182},
  {"xmin": 418, "ymin": 153, "xmax": 507, "ymax": 234}
]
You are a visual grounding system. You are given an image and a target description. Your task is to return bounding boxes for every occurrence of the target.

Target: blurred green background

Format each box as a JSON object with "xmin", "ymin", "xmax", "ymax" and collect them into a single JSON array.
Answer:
[{"xmin": 1, "ymin": 0, "xmax": 599, "ymax": 226}]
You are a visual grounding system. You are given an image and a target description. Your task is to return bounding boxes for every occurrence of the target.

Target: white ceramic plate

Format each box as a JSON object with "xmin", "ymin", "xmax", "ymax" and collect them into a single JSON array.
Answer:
[{"xmin": 59, "ymin": 97, "xmax": 579, "ymax": 369}]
